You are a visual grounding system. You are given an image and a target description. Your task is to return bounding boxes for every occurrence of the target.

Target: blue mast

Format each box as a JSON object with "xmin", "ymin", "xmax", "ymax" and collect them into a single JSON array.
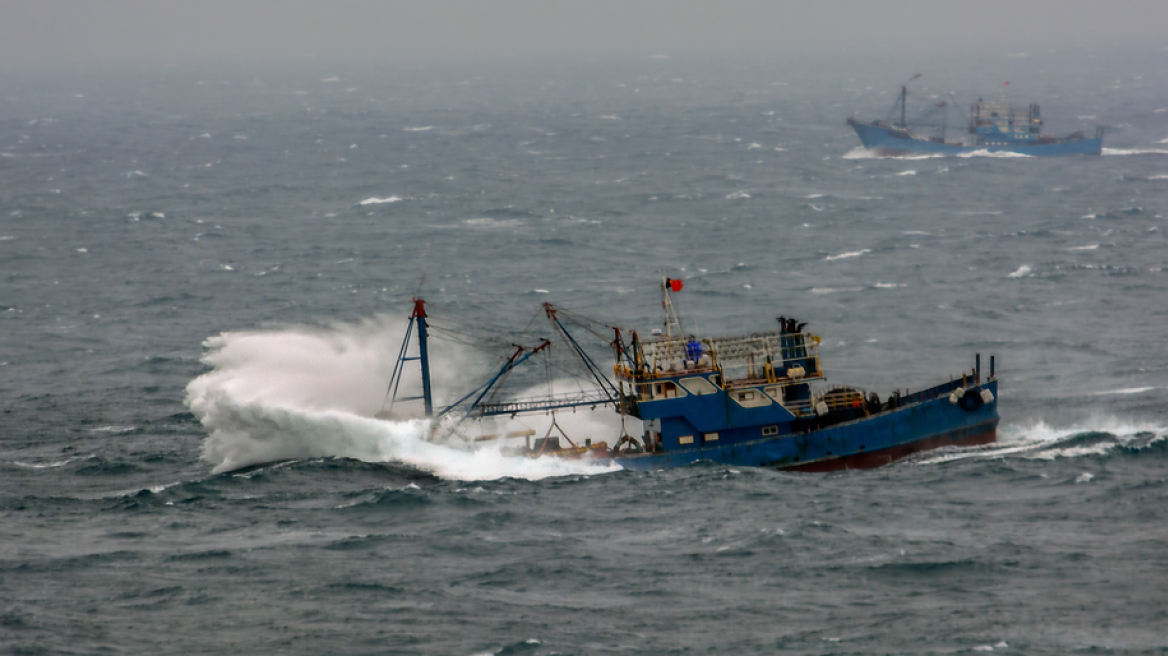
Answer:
[
  {"xmin": 383, "ymin": 297, "xmax": 433, "ymax": 418},
  {"xmin": 413, "ymin": 298, "xmax": 433, "ymax": 417}
]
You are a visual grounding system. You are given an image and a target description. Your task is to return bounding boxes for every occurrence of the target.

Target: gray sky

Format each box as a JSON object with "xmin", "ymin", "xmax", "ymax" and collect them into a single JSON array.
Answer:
[{"xmin": 2, "ymin": 0, "xmax": 1166, "ymax": 73}]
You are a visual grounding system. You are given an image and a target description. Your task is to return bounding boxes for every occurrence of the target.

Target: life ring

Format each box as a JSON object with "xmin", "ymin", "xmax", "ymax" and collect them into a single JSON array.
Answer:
[{"xmin": 959, "ymin": 389, "xmax": 984, "ymax": 412}]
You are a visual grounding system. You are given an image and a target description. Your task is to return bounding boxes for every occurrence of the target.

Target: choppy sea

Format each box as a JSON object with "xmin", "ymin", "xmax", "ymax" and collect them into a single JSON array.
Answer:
[{"xmin": 3, "ymin": 50, "xmax": 1167, "ymax": 654}]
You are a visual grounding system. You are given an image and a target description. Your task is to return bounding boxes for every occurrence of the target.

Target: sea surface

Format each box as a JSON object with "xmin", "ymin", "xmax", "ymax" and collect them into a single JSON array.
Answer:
[{"xmin": 3, "ymin": 50, "xmax": 1167, "ymax": 654}]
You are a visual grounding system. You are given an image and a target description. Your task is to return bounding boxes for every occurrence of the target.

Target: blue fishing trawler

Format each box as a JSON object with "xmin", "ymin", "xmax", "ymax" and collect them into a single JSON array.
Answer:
[
  {"xmin": 847, "ymin": 75, "xmax": 1102, "ymax": 157},
  {"xmin": 384, "ymin": 279, "xmax": 999, "ymax": 472}
]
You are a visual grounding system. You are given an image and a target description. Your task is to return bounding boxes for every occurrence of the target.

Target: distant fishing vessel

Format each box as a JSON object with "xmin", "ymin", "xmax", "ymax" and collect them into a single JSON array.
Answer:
[
  {"xmin": 383, "ymin": 279, "xmax": 999, "ymax": 472},
  {"xmin": 847, "ymin": 75, "xmax": 1103, "ymax": 156}
]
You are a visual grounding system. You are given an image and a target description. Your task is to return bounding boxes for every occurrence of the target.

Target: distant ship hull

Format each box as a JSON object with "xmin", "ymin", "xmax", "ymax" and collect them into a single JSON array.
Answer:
[{"xmin": 849, "ymin": 121, "xmax": 1103, "ymax": 157}]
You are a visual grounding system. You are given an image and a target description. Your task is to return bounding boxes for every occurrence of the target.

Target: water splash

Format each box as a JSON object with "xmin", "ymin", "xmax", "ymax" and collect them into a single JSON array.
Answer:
[{"xmin": 185, "ymin": 316, "xmax": 620, "ymax": 480}]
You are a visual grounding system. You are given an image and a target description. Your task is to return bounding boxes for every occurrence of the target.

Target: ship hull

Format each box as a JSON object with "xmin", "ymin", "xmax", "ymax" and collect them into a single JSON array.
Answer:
[
  {"xmin": 612, "ymin": 380, "xmax": 998, "ymax": 471},
  {"xmin": 850, "ymin": 122, "xmax": 1102, "ymax": 157}
]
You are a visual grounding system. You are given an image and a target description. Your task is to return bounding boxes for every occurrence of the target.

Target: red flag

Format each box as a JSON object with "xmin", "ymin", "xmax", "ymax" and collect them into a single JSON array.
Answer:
[{"xmin": 670, "ymin": 279, "xmax": 683, "ymax": 292}]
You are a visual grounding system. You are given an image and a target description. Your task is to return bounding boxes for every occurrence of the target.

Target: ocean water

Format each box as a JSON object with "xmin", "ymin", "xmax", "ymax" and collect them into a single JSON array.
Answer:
[{"xmin": 3, "ymin": 50, "xmax": 1167, "ymax": 654}]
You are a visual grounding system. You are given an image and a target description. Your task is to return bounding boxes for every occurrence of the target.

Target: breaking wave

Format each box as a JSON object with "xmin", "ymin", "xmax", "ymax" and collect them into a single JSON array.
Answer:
[
  {"xmin": 185, "ymin": 317, "xmax": 619, "ymax": 480},
  {"xmin": 918, "ymin": 418, "xmax": 1166, "ymax": 465}
]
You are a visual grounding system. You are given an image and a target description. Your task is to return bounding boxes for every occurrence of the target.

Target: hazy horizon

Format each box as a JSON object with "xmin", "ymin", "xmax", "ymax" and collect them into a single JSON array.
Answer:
[{"xmin": 3, "ymin": 0, "xmax": 1166, "ymax": 76}]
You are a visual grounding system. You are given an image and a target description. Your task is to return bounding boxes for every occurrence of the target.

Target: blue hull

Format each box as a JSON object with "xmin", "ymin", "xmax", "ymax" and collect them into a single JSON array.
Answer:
[
  {"xmin": 850, "ymin": 122, "xmax": 1102, "ymax": 157},
  {"xmin": 613, "ymin": 380, "xmax": 998, "ymax": 472}
]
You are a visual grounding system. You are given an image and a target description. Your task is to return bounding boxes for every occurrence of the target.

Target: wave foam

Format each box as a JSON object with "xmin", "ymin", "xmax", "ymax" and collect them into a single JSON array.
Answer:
[
  {"xmin": 810, "ymin": 287, "xmax": 863, "ymax": 295},
  {"xmin": 919, "ymin": 418, "xmax": 1166, "ymax": 465},
  {"xmin": 957, "ymin": 149, "xmax": 1032, "ymax": 158},
  {"xmin": 1103, "ymin": 147, "xmax": 1168, "ymax": 156},
  {"xmin": 841, "ymin": 147, "xmax": 943, "ymax": 160},
  {"xmin": 825, "ymin": 249, "xmax": 870, "ymax": 261},
  {"xmin": 359, "ymin": 196, "xmax": 402, "ymax": 205}
]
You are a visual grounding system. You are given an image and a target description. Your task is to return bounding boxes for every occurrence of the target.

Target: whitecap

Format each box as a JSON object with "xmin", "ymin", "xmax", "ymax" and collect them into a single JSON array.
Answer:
[
  {"xmin": 958, "ymin": 149, "xmax": 1033, "ymax": 158},
  {"xmin": 1007, "ymin": 265, "xmax": 1031, "ymax": 278},
  {"xmin": 747, "ymin": 143, "xmax": 762, "ymax": 150},
  {"xmin": 726, "ymin": 191, "xmax": 751, "ymax": 200},
  {"xmin": 403, "ymin": 126, "xmax": 433, "ymax": 132},
  {"xmin": 842, "ymin": 147, "xmax": 942, "ymax": 160},
  {"xmin": 12, "ymin": 459, "xmax": 76, "ymax": 469},
  {"xmin": 824, "ymin": 249, "xmax": 870, "ymax": 261},
  {"xmin": 76, "ymin": 247, "xmax": 88, "ymax": 253},
  {"xmin": 88, "ymin": 426, "xmax": 136, "ymax": 434},
  {"xmin": 359, "ymin": 196, "xmax": 402, "ymax": 205},
  {"xmin": 896, "ymin": 170, "xmax": 916, "ymax": 176},
  {"xmin": 598, "ymin": 115, "xmax": 620, "ymax": 121},
  {"xmin": 1103, "ymin": 147, "xmax": 1168, "ymax": 156},
  {"xmin": 1068, "ymin": 244, "xmax": 1099, "ymax": 251},
  {"xmin": 1074, "ymin": 472, "xmax": 1094, "ymax": 484},
  {"xmin": 464, "ymin": 218, "xmax": 523, "ymax": 228},
  {"xmin": 810, "ymin": 287, "xmax": 863, "ymax": 294},
  {"xmin": 1094, "ymin": 387, "xmax": 1156, "ymax": 395},
  {"xmin": 872, "ymin": 283, "xmax": 903, "ymax": 288}
]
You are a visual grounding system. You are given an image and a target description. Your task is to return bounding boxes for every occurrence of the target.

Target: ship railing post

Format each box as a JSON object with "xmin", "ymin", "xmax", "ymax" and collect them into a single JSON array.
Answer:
[{"xmin": 976, "ymin": 353, "xmax": 981, "ymax": 384}]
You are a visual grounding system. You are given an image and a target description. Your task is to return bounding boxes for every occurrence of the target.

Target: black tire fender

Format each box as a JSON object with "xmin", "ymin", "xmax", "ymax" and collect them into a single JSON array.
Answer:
[{"xmin": 959, "ymin": 388, "xmax": 984, "ymax": 412}]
